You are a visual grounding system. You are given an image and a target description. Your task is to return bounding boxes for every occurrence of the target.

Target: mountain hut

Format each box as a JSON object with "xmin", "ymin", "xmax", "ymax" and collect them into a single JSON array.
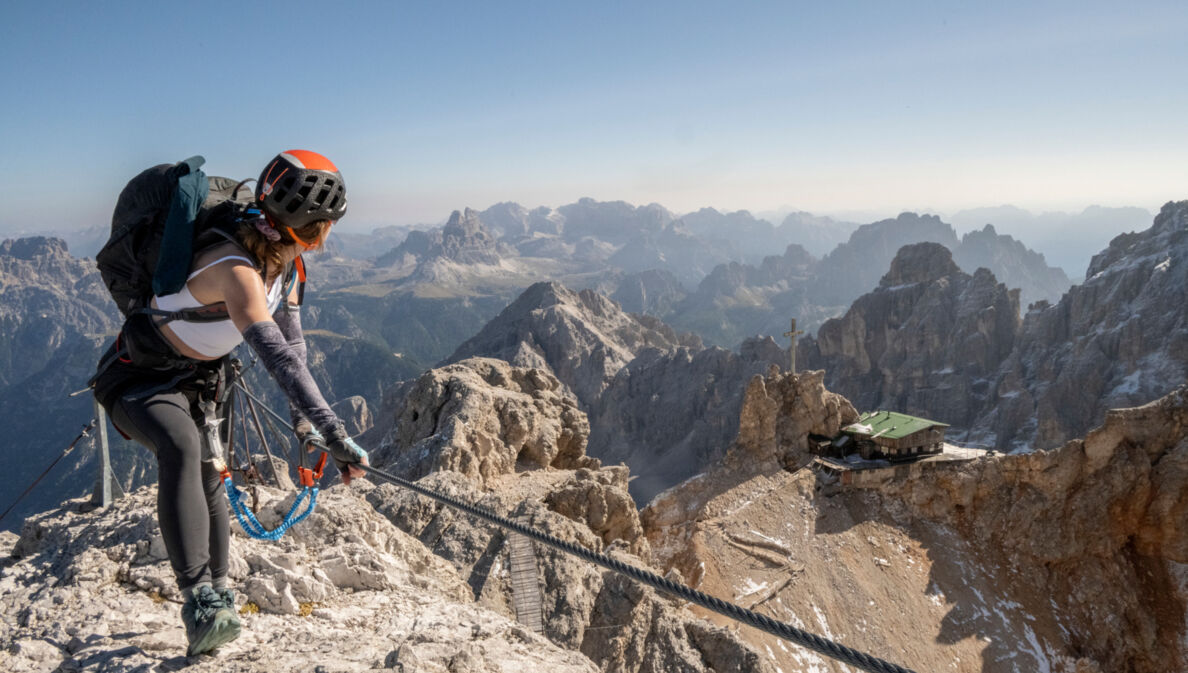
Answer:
[{"xmin": 841, "ymin": 410, "xmax": 948, "ymax": 461}]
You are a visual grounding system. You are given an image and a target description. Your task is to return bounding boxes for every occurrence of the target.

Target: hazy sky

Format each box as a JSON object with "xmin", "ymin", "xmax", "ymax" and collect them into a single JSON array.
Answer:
[{"xmin": 3, "ymin": 1, "xmax": 1186, "ymax": 233}]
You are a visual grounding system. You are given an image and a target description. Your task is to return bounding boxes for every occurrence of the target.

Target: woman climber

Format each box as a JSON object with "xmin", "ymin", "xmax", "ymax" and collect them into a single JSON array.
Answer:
[{"xmin": 91, "ymin": 150, "xmax": 369, "ymax": 656}]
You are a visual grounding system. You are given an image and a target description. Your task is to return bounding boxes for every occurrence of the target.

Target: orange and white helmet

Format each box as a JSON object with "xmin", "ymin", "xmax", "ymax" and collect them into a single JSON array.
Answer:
[{"xmin": 256, "ymin": 150, "xmax": 347, "ymax": 229}]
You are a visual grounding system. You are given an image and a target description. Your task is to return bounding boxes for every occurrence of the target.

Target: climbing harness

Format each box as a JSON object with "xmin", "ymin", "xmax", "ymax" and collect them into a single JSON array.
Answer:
[{"xmin": 235, "ymin": 382, "xmax": 918, "ymax": 673}]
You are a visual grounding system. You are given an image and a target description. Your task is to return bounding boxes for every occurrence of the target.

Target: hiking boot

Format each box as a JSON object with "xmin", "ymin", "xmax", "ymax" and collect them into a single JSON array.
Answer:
[
  {"xmin": 216, "ymin": 586, "xmax": 237, "ymax": 610},
  {"xmin": 181, "ymin": 585, "xmax": 242, "ymax": 656}
]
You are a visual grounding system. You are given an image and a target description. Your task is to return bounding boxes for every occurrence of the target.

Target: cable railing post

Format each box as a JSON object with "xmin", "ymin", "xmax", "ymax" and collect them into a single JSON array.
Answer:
[{"xmin": 91, "ymin": 397, "xmax": 123, "ymax": 507}]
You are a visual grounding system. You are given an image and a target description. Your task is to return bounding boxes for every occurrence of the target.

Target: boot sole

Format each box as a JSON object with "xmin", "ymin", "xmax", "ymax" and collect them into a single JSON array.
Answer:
[{"xmin": 186, "ymin": 611, "xmax": 242, "ymax": 656}]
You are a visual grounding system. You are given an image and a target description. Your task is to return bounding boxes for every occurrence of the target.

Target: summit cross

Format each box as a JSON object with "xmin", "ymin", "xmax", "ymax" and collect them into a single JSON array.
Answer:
[{"xmin": 784, "ymin": 318, "xmax": 804, "ymax": 373}]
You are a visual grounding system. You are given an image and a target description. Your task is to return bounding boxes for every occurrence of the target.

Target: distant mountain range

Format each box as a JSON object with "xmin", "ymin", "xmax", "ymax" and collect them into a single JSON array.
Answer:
[
  {"xmin": 949, "ymin": 204, "xmax": 1152, "ymax": 280},
  {"xmin": 0, "ymin": 196, "xmax": 1172, "ymax": 525}
]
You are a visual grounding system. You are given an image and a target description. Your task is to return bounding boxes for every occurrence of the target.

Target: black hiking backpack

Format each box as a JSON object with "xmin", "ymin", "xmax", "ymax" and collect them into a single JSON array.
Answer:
[{"xmin": 97, "ymin": 156, "xmax": 255, "ymax": 318}]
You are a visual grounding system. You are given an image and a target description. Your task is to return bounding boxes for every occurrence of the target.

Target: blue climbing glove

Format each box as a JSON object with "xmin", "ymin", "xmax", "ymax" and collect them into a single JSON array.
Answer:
[{"xmin": 323, "ymin": 424, "xmax": 369, "ymax": 485}]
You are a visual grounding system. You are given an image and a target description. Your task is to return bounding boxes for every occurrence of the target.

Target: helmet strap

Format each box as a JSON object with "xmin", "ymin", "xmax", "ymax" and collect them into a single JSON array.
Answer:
[{"xmin": 285, "ymin": 225, "xmax": 323, "ymax": 251}]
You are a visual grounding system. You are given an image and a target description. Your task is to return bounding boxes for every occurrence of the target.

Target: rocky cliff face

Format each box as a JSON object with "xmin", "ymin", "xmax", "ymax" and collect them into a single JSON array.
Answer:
[
  {"xmin": 991, "ymin": 200, "xmax": 1188, "ymax": 450},
  {"xmin": 609, "ymin": 269, "xmax": 688, "ymax": 316},
  {"xmin": 953, "ymin": 224, "xmax": 1072, "ymax": 308},
  {"xmin": 589, "ymin": 337, "xmax": 787, "ymax": 503},
  {"xmin": 800, "ymin": 201, "xmax": 1188, "ymax": 451},
  {"xmin": 808, "ymin": 212, "xmax": 1069, "ymax": 309},
  {"xmin": 444, "ymin": 282, "xmax": 790, "ymax": 504},
  {"xmin": 445, "ymin": 282, "xmax": 699, "ymax": 406},
  {"xmin": 799, "ymin": 242, "xmax": 1021, "ymax": 433},
  {"xmin": 0, "ymin": 237, "xmax": 118, "ymax": 386},
  {"xmin": 365, "ymin": 357, "xmax": 771, "ymax": 672},
  {"xmin": 665, "ymin": 213, "xmax": 1065, "ymax": 350},
  {"xmin": 949, "ymin": 204, "xmax": 1154, "ymax": 281},
  {"xmin": 811, "ymin": 212, "xmax": 960, "ymax": 306},
  {"xmin": 874, "ymin": 386, "xmax": 1188, "ymax": 673},
  {"xmin": 666, "ymin": 243, "xmax": 827, "ymax": 348},
  {"xmin": 642, "ymin": 365, "xmax": 1188, "ymax": 673}
]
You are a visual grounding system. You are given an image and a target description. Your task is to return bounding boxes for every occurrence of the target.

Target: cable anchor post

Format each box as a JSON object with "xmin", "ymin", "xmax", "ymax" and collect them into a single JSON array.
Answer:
[{"xmin": 91, "ymin": 397, "xmax": 124, "ymax": 508}]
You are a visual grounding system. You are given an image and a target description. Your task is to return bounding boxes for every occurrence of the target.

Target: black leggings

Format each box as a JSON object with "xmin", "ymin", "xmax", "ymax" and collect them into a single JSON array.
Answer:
[{"xmin": 109, "ymin": 383, "xmax": 229, "ymax": 591}]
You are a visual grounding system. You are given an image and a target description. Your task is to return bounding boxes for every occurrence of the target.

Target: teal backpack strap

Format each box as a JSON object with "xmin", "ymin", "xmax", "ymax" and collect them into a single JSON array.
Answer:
[{"xmin": 152, "ymin": 156, "xmax": 209, "ymax": 296}]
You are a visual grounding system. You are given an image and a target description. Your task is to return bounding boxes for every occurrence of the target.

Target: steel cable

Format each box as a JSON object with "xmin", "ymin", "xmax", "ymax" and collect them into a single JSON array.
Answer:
[{"xmin": 232, "ymin": 382, "xmax": 918, "ymax": 673}]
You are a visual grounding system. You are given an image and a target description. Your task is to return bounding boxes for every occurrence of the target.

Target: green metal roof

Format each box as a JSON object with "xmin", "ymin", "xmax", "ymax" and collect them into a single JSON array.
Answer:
[{"xmin": 842, "ymin": 410, "xmax": 949, "ymax": 440}]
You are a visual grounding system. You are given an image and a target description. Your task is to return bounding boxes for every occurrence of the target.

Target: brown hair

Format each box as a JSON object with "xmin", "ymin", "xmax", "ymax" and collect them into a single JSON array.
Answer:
[{"xmin": 236, "ymin": 219, "xmax": 332, "ymax": 281}]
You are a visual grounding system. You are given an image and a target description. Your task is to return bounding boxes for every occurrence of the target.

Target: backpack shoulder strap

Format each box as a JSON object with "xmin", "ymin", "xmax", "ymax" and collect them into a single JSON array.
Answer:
[{"xmin": 151, "ymin": 157, "xmax": 208, "ymax": 296}]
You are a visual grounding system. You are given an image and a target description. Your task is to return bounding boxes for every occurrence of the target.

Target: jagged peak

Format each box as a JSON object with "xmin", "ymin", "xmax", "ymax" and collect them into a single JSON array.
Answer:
[
  {"xmin": 511, "ymin": 280, "xmax": 578, "ymax": 311},
  {"xmin": 0, "ymin": 236, "xmax": 70, "ymax": 260},
  {"xmin": 1153, "ymin": 199, "xmax": 1188, "ymax": 234},
  {"xmin": 879, "ymin": 242, "xmax": 962, "ymax": 287}
]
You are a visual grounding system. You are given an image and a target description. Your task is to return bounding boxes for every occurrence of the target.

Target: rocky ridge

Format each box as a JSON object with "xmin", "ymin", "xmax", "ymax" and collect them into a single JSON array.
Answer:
[
  {"xmin": 2, "ymin": 481, "xmax": 597, "ymax": 673},
  {"xmin": 800, "ymin": 201, "xmax": 1188, "ymax": 451},
  {"xmin": 799, "ymin": 242, "xmax": 1020, "ymax": 434},
  {"xmin": 666, "ymin": 212, "xmax": 1068, "ymax": 349},
  {"xmin": 952, "ymin": 224, "xmax": 1071, "ymax": 308},
  {"xmin": 642, "ymin": 364, "xmax": 1188, "ymax": 673},
  {"xmin": 360, "ymin": 357, "xmax": 772, "ymax": 671},
  {"xmin": 949, "ymin": 204, "xmax": 1154, "ymax": 280},
  {"xmin": 445, "ymin": 282, "xmax": 701, "ymax": 406},
  {"xmin": 443, "ymin": 282, "xmax": 790, "ymax": 504},
  {"xmin": 991, "ymin": 200, "xmax": 1188, "ymax": 450}
]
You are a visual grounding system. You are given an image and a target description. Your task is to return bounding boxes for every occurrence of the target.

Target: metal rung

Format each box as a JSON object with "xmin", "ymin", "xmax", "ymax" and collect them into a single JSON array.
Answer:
[{"xmin": 508, "ymin": 515, "xmax": 545, "ymax": 633}]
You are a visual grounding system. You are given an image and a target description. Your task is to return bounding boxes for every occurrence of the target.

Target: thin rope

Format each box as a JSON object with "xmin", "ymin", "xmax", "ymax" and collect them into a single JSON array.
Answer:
[{"xmin": 0, "ymin": 420, "xmax": 97, "ymax": 524}]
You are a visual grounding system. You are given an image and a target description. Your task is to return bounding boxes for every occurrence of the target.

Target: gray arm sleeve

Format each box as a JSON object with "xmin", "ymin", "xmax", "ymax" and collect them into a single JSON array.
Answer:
[
  {"xmin": 242, "ymin": 320, "xmax": 341, "ymax": 435},
  {"xmin": 272, "ymin": 304, "xmax": 309, "ymax": 429}
]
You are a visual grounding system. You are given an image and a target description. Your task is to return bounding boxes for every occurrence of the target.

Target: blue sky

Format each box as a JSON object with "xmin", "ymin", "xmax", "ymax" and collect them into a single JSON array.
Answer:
[{"xmin": 2, "ymin": 1, "xmax": 1186, "ymax": 233}]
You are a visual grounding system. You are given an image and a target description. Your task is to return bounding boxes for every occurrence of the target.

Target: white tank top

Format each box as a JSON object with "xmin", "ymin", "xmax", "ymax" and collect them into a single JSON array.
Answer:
[{"xmin": 153, "ymin": 255, "xmax": 288, "ymax": 358}]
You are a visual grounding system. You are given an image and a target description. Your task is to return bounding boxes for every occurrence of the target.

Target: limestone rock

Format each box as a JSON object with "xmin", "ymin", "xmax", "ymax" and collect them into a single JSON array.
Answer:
[
  {"xmin": 872, "ymin": 386, "xmax": 1188, "ymax": 673},
  {"xmin": 360, "ymin": 355, "xmax": 767, "ymax": 672},
  {"xmin": 331, "ymin": 395, "xmax": 372, "ymax": 436},
  {"xmin": 799, "ymin": 242, "xmax": 1020, "ymax": 436},
  {"xmin": 994, "ymin": 200, "xmax": 1188, "ymax": 450},
  {"xmin": 798, "ymin": 202, "xmax": 1188, "ymax": 452},
  {"xmin": 589, "ymin": 338, "xmax": 785, "ymax": 504},
  {"xmin": 0, "ymin": 236, "xmax": 127, "ymax": 530},
  {"xmin": 643, "ymin": 369, "xmax": 1187, "ymax": 673},
  {"xmin": 642, "ymin": 367, "xmax": 857, "ymax": 566},
  {"xmin": 611, "ymin": 269, "xmax": 688, "ymax": 316},
  {"xmin": 544, "ymin": 467, "xmax": 648, "ymax": 557},
  {"xmin": 953, "ymin": 223, "xmax": 1072, "ymax": 307},
  {"xmin": 446, "ymin": 282, "xmax": 698, "ymax": 406},
  {"xmin": 1, "ymin": 483, "xmax": 597, "ymax": 672},
  {"xmin": 374, "ymin": 357, "xmax": 598, "ymax": 486},
  {"xmin": 810, "ymin": 212, "xmax": 960, "ymax": 306}
]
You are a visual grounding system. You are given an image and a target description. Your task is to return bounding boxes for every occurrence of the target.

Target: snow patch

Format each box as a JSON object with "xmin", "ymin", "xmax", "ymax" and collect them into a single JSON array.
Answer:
[
  {"xmin": 811, "ymin": 603, "xmax": 836, "ymax": 639},
  {"xmin": 735, "ymin": 578, "xmax": 769, "ymax": 601},
  {"xmin": 1113, "ymin": 370, "xmax": 1142, "ymax": 396}
]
